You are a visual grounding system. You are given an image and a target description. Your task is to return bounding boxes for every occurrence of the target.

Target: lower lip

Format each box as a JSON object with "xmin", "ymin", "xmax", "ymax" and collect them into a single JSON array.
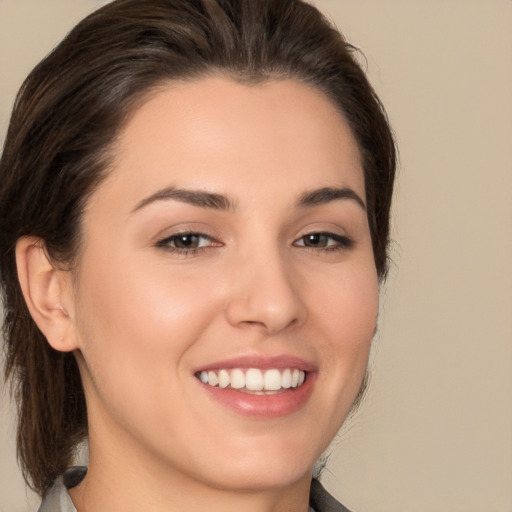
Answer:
[{"xmin": 198, "ymin": 373, "xmax": 316, "ymax": 419}]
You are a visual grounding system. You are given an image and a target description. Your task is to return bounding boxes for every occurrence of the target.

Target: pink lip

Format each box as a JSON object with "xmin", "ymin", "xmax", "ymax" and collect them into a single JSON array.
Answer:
[
  {"xmin": 194, "ymin": 354, "xmax": 317, "ymax": 419},
  {"xmin": 193, "ymin": 354, "xmax": 317, "ymax": 373}
]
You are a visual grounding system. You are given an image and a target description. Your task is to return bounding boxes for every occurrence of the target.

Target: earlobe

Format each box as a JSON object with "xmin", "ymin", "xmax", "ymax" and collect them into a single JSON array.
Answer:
[{"xmin": 15, "ymin": 236, "xmax": 78, "ymax": 352}]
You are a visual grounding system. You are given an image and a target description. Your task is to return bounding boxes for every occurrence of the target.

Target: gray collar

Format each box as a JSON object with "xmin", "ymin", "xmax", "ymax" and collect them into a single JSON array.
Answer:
[{"xmin": 38, "ymin": 467, "xmax": 86, "ymax": 512}]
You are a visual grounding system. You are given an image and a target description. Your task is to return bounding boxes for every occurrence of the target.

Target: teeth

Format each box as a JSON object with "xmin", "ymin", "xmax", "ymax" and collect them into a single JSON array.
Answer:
[
  {"xmin": 246, "ymin": 368, "xmax": 264, "ymax": 391},
  {"xmin": 197, "ymin": 368, "xmax": 307, "ymax": 391},
  {"xmin": 208, "ymin": 371, "xmax": 218, "ymax": 386},
  {"xmin": 281, "ymin": 368, "xmax": 292, "ymax": 389},
  {"xmin": 264, "ymin": 369, "xmax": 281, "ymax": 391},
  {"xmin": 230, "ymin": 368, "xmax": 245, "ymax": 389},
  {"xmin": 218, "ymin": 369, "xmax": 230, "ymax": 388}
]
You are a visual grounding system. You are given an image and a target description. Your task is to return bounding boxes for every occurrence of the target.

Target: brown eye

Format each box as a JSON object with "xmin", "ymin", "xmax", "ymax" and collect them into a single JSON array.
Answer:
[
  {"xmin": 156, "ymin": 232, "xmax": 215, "ymax": 252},
  {"xmin": 294, "ymin": 232, "xmax": 354, "ymax": 251},
  {"xmin": 172, "ymin": 234, "xmax": 202, "ymax": 249},
  {"xmin": 301, "ymin": 233, "xmax": 330, "ymax": 247}
]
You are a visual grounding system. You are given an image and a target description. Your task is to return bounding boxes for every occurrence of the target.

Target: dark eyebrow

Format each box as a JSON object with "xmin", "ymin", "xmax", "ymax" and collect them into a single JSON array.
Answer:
[
  {"xmin": 296, "ymin": 187, "xmax": 366, "ymax": 211},
  {"xmin": 132, "ymin": 186, "xmax": 235, "ymax": 213}
]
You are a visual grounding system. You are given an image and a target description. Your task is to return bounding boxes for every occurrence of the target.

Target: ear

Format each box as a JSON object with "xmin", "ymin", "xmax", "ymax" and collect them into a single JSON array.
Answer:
[{"xmin": 15, "ymin": 236, "xmax": 78, "ymax": 352}]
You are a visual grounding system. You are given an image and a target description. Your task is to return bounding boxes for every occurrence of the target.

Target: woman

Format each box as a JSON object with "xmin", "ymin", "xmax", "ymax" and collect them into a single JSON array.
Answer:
[{"xmin": 0, "ymin": 0, "xmax": 396, "ymax": 511}]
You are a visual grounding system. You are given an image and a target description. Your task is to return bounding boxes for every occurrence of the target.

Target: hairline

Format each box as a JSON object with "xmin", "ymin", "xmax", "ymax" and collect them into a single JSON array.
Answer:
[{"xmin": 67, "ymin": 70, "xmax": 370, "ymax": 282}]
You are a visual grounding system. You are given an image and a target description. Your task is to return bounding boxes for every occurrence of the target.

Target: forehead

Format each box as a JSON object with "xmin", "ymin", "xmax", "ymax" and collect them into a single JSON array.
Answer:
[{"xmin": 96, "ymin": 76, "xmax": 365, "ymax": 211}]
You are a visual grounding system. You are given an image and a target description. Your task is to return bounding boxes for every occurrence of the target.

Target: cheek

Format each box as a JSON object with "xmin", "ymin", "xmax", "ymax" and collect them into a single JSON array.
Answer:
[
  {"xmin": 315, "ymin": 260, "xmax": 378, "ymax": 340},
  {"xmin": 71, "ymin": 254, "xmax": 229, "ymax": 451},
  {"xmin": 72, "ymin": 252, "xmax": 220, "ymax": 394},
  {"xmin": 309, "ymin": 260, "xmax": 379, "ymax": 387}
]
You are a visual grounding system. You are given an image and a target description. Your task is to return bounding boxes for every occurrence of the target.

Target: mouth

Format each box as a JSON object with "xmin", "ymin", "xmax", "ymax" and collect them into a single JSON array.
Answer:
[
  {"xmin": 195, "ymin": 368, "xmax": 307, "ymax": 394},
  {"xmin": 193, "ymin": 356, "xmax": 316, "ymax": 418}
]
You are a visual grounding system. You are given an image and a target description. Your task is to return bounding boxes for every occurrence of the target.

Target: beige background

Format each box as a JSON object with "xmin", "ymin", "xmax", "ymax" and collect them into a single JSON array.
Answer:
[{"xmin": 1, "ymin": 1, "xmax": 511, "ymax": 511}]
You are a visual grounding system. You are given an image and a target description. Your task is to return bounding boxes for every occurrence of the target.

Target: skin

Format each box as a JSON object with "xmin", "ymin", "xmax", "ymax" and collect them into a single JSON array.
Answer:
[{"xmin": 17, "ymin": 76, "xmax": 378, "ymax": 512}]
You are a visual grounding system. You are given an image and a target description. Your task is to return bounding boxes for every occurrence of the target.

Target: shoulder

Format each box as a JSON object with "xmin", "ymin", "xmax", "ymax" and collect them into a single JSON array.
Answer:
[{"xmin": 310, "ymin": 479, "xmax": 354, "ymax": 512}]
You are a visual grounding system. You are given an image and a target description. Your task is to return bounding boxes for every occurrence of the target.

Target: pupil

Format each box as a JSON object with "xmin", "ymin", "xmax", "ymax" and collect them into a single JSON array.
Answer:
[
  {"xmin": 305, "ymin": 234, "xmax": 326, "ymax": 246},
  {"xmin": 175, "ymin": 234, "xmax": 198, "ymax": 248}
]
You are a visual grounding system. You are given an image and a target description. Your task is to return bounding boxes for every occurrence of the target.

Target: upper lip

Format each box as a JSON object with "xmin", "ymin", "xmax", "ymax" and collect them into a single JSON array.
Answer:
[{"xmin": 193, "ymin": 354, "xmax": 317, "ymax": 374}]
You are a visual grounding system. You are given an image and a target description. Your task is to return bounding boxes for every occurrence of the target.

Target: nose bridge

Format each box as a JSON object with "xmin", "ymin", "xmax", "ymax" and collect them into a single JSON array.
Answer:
[{"xmin": 226, "ymin": 243, "xmax": 306, "ymax": 334}]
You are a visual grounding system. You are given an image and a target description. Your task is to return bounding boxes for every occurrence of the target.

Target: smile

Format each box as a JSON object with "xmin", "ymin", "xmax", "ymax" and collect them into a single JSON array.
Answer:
[{"xmin": 197, "ymin": 368, "xmax": 306, "ymax": 393}]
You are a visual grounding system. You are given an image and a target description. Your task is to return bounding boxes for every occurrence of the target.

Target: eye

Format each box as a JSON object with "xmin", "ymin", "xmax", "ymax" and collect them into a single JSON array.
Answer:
[
  {"xmin": 156, "ymin": 232, "xmax": 218, "ymax": 253},
  {"xmin": 294, "ymin": 232, "xmax": 353, "ymax": 251}
]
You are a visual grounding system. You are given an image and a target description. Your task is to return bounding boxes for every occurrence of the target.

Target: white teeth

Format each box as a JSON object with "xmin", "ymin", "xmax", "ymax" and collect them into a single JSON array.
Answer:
[
  {"xmin": 281, "ymin": 368, "xmax": 292, "ymax": 389},
  {"xmin": 230, "ymin": 368, "xmax": 245, "ymax": 389},
  {"xmin": 197, "ymin": 368, "xmax": 307, "ymax": 391},
  {"xmin": 208, "ymin": 371, "xmax": 218, "ymax": 386},
  {"xmin": 264, "ymin": 369, "xmax": 282, "ymax": 391},
  {"xmin": 246, "ymin": 368, "xmax": 264, "ymax": 391},
  {"xmin": 218, "ymin": 369, "xmax": 230, "ymax": 388}
]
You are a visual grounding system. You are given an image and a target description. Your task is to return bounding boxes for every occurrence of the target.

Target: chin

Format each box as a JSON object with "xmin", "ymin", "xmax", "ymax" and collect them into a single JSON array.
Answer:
[
  {"xmin": 202, "ymin": 459, "xmax": 314, "ymax": 493},
  {"xmin": 183, "ymin": 430, "xmax": 324, "ymax": 493}
]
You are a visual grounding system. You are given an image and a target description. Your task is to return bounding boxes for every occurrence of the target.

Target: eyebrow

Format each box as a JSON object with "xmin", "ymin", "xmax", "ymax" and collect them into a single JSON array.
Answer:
[
  {"xmin": 297, "ymin": 187, "xmax": 366, "ymax": 211},
  {"xmin": 132, "ymin": 185, "xmax": 366, "ymax": 214},
  {"xmin": 132, "ymin": 186, "xmax": 235, "ymax": 213}
]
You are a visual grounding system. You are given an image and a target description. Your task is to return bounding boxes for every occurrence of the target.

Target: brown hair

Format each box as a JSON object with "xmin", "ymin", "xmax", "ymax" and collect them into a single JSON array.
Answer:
[{"xmin": 0, "ymin": 0, "xmax": 396, "ymax": 495}]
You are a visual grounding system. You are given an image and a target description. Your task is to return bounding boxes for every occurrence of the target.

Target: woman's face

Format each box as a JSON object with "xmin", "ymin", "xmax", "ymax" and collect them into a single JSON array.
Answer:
[{"xmin": 69, "ymin": 76, "xmax": 378, "ymax": 492}]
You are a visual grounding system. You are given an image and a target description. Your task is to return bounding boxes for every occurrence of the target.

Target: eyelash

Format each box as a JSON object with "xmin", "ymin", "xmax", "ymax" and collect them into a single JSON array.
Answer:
[
  {"xmin": 155, "ymin": 232, "xmax": 218, "ymax": 256},
  {"xmin": 155, "ymin": 231, "xmax": 354, "ymax": 255},
  {"xmin": 293, "ymin": 232, "xmax": 354, "ymax": 252}
]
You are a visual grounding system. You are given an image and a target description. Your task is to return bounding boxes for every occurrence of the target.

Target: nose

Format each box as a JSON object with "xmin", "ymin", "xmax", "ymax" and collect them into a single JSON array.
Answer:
[{"xmin": 225, "ymin": 253, "xmax": 307, "ymax": 335}]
